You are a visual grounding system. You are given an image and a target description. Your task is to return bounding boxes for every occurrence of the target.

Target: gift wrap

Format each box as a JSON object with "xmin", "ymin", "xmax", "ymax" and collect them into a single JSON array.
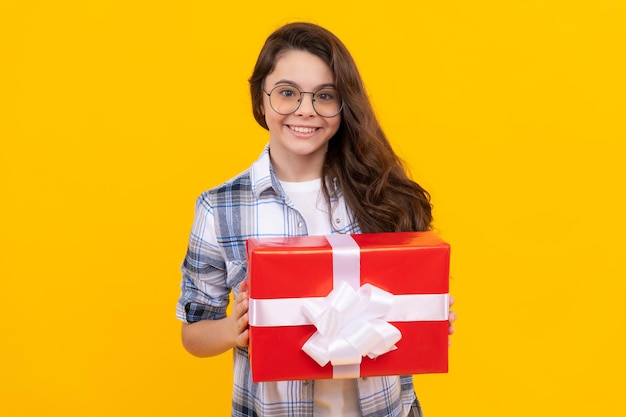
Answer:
[{"xmin": 246, "ymin": 231, "xmax": 450, "ymax": 382}]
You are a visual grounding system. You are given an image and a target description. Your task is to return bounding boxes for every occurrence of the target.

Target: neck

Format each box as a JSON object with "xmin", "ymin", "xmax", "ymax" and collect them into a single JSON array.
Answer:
[{"xmin": 269, "ymin": 151, "xmax": 325, "ymax": 182}]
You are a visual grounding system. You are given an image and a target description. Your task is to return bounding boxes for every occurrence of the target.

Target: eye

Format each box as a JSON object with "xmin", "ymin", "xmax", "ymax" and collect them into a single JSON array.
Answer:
[
  {"xmin": 276, "ymin": 86, "xmax": 299, "ymax": 98},
  {"xmin": 315, "ymin": 90, "xmax": 338, "ymax": 102}
]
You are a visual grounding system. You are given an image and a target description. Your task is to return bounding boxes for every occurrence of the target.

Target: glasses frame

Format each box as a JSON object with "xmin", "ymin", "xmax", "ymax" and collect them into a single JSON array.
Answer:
[{"xmin": 263, "ymin": 85, "xmax": 344, "ymax": 118}]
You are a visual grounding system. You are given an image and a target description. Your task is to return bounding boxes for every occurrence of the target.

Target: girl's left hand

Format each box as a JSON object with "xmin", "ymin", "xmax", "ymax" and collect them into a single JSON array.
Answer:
[{"xmin": 448, "ymin": 295, "xmax": 457, "ymax": 346}]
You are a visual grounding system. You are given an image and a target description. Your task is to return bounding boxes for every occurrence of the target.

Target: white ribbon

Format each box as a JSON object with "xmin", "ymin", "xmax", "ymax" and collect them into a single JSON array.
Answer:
[
  {"xmin": 248, "ymin": 293, "xmax": 449, "ymax": 326},
  {"xmin": 301, "ymin": 282, "xmax": 402, "ymax": 367}
]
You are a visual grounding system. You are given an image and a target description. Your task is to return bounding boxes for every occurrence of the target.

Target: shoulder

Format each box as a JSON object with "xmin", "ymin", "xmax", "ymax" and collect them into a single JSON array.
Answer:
[
  {"xmin": 197, "ymin": 169, "xmax": 254, "ymax": 209},
  {"xmin": 195, "ymin": 146, "xmax": 276, "ymax": 210}
]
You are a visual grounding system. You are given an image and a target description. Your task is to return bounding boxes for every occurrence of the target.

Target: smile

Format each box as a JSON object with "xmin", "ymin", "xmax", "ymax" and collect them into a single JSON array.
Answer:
[{"xmin": 289, "ymin": 125, "xmax": 318, "ymax": 133}]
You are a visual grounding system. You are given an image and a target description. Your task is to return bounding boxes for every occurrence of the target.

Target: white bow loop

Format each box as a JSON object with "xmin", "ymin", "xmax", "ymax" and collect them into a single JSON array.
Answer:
[{"xmin": 301, "ymin": 282, "xmax": 402, "ymax": 367}]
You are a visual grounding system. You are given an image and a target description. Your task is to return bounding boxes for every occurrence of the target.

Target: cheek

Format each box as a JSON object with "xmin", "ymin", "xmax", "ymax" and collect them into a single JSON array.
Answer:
[
  {"xmin": 263, "ymin": 111, "xmax": 283, "ymax": 131},
  {"xmin": 330, "ymin": 117, "xmax": 342, "ymax": 134},
  {"xmin": 261, "ymin": 94, "xmax": 272, "ymax": 116}
]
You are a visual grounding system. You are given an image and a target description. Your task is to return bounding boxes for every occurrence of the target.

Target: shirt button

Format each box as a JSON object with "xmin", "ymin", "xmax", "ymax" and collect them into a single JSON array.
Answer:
[
  {"xmin": 297, "ymin": 221, "xmax": 303, "ymax": 228},
  {"xmin": 362, "ymin": 377, "xmax": 368, "ymax": 381},
  {"xmin": 335, "ymin": 218, "xmax": 341, "ymax": 224},
  {"xmin": 303, "ymin": 381, "xmax": 310, "ymax": 385}
]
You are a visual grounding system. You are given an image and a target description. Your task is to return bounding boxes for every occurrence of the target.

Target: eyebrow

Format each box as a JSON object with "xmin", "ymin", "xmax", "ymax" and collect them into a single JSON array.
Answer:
[{"xmin": 271, "ymin": 79, "xmax": 338, "ymax": 90}]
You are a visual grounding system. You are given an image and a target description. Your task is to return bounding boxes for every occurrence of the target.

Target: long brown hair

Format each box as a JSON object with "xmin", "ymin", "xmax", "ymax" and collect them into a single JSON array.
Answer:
[{"xmin": 249, "ymin": 22, "xmax": 432, "ymax": 233}]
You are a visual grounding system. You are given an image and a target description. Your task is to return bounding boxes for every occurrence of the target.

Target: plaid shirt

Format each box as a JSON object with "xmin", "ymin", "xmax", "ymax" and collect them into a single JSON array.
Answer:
[{"xmin": 176, "ymin": 146, "xmax": 420, "ymax": 417}]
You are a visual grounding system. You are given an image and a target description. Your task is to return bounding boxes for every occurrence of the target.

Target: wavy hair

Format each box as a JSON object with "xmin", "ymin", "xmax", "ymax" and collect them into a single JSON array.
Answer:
[{"xmin": 249, "ymin": 22, "xmax": 432, "ymax": 233}]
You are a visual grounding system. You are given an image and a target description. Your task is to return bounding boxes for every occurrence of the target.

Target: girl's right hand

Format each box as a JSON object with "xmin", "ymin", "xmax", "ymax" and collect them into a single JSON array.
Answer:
[{"xmin": 231, "ymin": 280, "xmax": 250, "ymax": 347}]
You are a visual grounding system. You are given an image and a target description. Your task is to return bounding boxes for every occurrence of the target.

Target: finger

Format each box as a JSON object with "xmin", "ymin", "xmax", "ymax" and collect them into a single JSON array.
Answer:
[
  {"xmin": 237, "ymin": 329, "xmax": 249, "ymax": 347},
  {"xmin": 234, "ymin": 313, "xmax": 247, "ymax": 337},
  {"xmin": 233, "ymin": 297, "xmax": 249, "ymax": 320},
  {"xmin": 240, "ymin": 279, "xmax": 249, "ymax": 293},
  {"xmin": 449, "ymin": 295, "xmax": 455, "ymax": 307},
  {"xmin": 235, "ymin": 287, "xmax": 249, "ymax": 304},
  {"xmin": 448, "ymin": 311, "xmax": 457, "ymax": 324}
]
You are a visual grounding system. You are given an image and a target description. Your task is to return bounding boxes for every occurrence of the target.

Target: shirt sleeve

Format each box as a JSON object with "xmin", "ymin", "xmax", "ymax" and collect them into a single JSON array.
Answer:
[{"xmin": 176, "ymin": 192, "xmax": 231, "ymax": 323}]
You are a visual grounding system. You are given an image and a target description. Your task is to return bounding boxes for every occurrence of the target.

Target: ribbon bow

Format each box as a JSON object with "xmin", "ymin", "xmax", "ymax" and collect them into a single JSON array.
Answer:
[{"xmin": 301, "ymin": 282, "xmax": 402, "ymax": 367}]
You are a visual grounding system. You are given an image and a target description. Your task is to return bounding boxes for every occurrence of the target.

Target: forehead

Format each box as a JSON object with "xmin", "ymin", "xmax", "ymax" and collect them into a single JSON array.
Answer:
[{"xmin": 265, "ymin": 49, "xmax": 335, "ymax": 87}]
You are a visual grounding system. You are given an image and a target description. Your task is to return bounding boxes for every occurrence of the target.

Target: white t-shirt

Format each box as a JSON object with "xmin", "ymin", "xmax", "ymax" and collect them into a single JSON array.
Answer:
[
  {"xmin": 279, "ymin": 178, "xmax": 333, "ymax": 236},
  {"xmin": 279, "ymin": 178, "xmax": 361, "ymax": 417}
]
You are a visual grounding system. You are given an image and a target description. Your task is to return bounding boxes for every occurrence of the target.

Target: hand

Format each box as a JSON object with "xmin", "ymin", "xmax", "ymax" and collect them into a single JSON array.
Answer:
[
  {"xmin": 231, "ymin": 280, "xmax": 250, "ymax": 347},
  {"xmin": 448, "ymin": 295, "xmax": 457, "ymax": 346}
]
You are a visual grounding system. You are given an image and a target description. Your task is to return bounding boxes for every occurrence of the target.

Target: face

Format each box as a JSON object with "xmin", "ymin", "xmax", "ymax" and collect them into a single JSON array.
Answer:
[{"xmin": 262, "ymin": 50, "xmax": 341, "ymax": 179}]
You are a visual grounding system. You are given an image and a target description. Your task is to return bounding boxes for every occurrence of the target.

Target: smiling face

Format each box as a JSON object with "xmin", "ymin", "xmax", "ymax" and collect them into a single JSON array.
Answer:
[{"xmin": 262, "ymin": 49, "xmax": 342, "ymax": 181}]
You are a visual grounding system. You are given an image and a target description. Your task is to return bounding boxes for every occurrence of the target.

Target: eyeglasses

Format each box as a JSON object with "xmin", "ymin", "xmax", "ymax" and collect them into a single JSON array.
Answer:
[{"xmin": 263, "ymin": 85, "xmax": 343, "ymax": 118}]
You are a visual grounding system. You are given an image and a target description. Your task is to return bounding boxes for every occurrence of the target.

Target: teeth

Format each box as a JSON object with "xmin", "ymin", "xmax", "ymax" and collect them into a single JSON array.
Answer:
[{"xmin": 290, "ymin": 126, "xmax": 316, "ymax": 133}]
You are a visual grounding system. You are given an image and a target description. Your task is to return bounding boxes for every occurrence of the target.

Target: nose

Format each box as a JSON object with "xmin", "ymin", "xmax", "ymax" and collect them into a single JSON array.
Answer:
[{"xmin": 295, "ymin": 92, "xmax": 316, "ymax": 116}]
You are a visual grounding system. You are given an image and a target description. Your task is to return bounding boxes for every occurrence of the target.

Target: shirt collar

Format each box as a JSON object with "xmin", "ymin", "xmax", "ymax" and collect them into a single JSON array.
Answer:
[
  {"xmin": 250, "ymin": 144, "xmax": 284, "ymax": 199},
  {"xmin": 249, "ymin": 145, "xmax": 342, "ymax": 202}
]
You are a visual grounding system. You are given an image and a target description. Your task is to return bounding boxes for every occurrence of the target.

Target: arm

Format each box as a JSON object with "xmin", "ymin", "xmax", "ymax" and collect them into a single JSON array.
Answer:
[
  {"xmin": 182, "ymin": 280, "xmax": 250, "ymax": 357},
  {"xmin": 176, "ymin": 192, "xmax": 248, "ymax": 357}
]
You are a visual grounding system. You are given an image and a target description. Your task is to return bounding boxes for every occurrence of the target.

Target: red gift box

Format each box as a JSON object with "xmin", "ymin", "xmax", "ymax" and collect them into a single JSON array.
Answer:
[{"xmin": 246, "ymin": 231, "xmax": 450, "ymax": 383}]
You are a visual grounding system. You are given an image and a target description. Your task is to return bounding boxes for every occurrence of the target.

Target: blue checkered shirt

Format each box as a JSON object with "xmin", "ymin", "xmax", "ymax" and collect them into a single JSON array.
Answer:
[{"xmin": 176, "ymin": 146, "xmax": 420, "ymax": 417}]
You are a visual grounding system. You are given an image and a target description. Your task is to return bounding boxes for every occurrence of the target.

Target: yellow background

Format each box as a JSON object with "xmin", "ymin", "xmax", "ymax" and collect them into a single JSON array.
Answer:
[{"xmin": 2, "ymin": 1, "xmax": 625, "ymax": 415}]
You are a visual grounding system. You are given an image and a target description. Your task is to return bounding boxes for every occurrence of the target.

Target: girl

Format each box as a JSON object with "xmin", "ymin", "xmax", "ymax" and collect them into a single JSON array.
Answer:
[{"xmin": 176, "ymin": 22, "xmax": 456, "ymax": 417}]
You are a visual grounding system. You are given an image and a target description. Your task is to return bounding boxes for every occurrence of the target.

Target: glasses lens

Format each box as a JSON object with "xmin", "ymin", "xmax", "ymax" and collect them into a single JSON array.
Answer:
[
  {"xmin": 313, "ymin": 88, "xmax": 342, "ymax": 117},
  {"xmin": 269, "ymin": 86, "xmax": 301, "ymax": 115}
]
